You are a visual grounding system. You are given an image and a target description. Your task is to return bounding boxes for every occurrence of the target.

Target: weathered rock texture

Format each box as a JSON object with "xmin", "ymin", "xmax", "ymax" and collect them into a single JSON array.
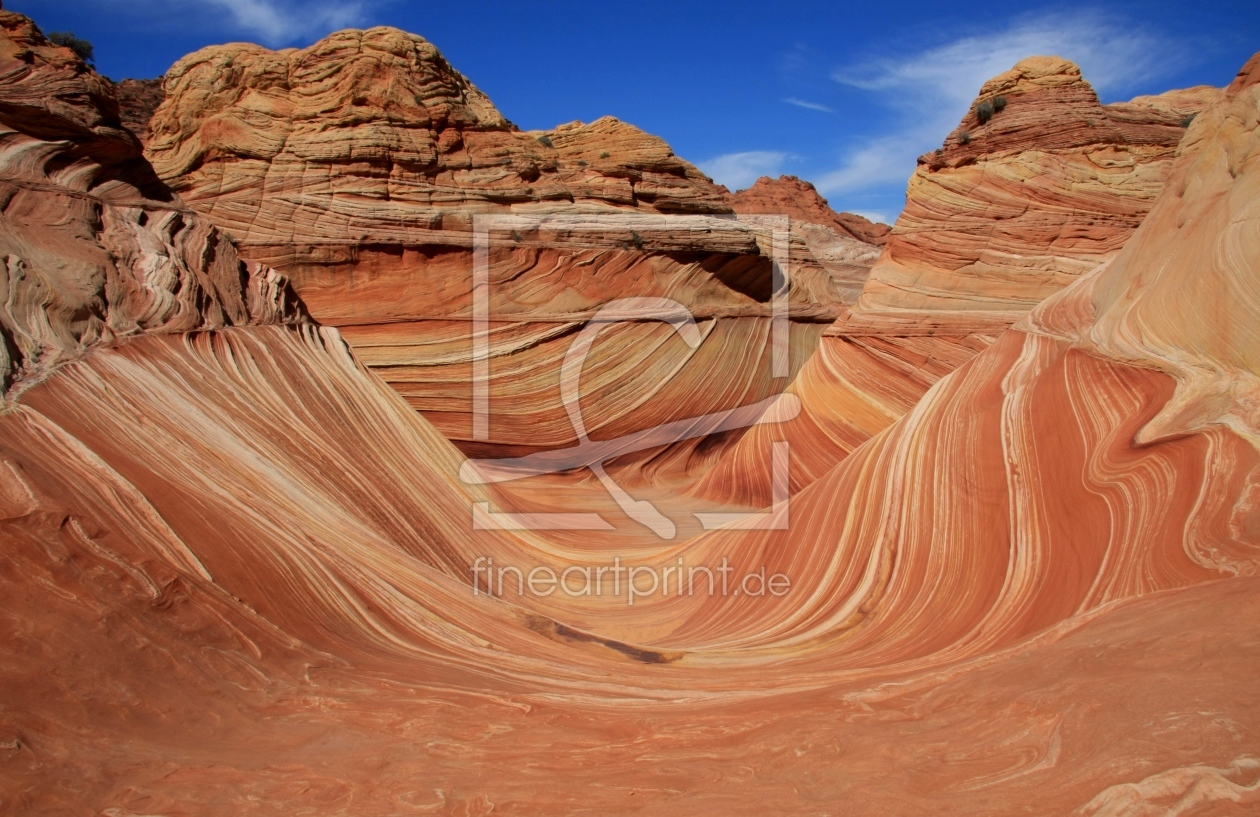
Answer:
[
  {"xmin": 146, "ymin": 28, "xmax": 732, "ymax": 254},
  {"xmin": 3, "ymin": 22, "xmax": 1260, "ymax": 812},
  {"xmin": 729, "ymin": 174, "xmax": 891, "ymax": 245},
  {"xmin": 696, "ymin": 58, "xmax": 1224, "ymax": 503},
  {"xmin": 145, "ymin": 28, "xmax": 882, "ymax": 456},
  {"xmin": 111, "ymin": 76, "xmax": 163, "ymax": 143},
  {"xmin": 862, "ymin": 56, "xmax": 1219, "ymax": 315},
  {"xmin": 0, "ymin": 12, "xmax": 300, "ymax": 402},
  {"xmin": 724, "ymin": 173, "xmax": 889, "ymax": 309},
  {"xmin": 5, "ymin": 7, "xmax": 1260, "ymax": 811}
]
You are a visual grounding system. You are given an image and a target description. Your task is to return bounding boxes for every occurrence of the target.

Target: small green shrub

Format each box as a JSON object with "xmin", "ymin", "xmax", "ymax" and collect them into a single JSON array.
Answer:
[
  {"xmin": 992, "ymin": 95, "xmax": 1007, "ymax": 113},
  {"xmin": 576, "ymin": 159, "xmax": 588, "ymax": 167},
  {"xmin": 599, "ymin": 151, "xmax": 610, "ymax": 159},
  {"xmin": 630, "ymin": 231, "xmax": 644, "ymax": 250},
  {"xmin": 1181, "ymin": 114, "xmax": 1196, "ymax": 128},
  {"xmin": 536, "ymin": 135, "xmax": 554, "ymax": 148},
  {"xmin": 959, "ymin": 131, "xmax": 972, "ymax": 145},
  {"xmin": 48, "ymin": 31, "xmax": 94, "ymax": 65},
  {"xmin": 975, "ymin": 100, "xmax": 994, "ymax": 124}
]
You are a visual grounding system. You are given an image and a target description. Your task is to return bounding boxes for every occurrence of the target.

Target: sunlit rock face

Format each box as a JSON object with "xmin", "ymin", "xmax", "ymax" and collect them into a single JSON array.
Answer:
[
  {"xmin": 729, "ymin": 174, "xmax": 892, "ymax": 246},
  {"xmin": 697, "ymin": 58, "xmax": 1225, "ymax": 505},
  {"xmin": 143, "ymin": 28, "xmax": 887, "ymax": 458},
  {"xmin": 0, "ymin": 11, "xmax": 301, "ymax": 402},
  {"xmin": 862, "ymin": 56, "xmax": 1219, "ymax": 315},
  {"xmin": 143, "ymin": 25, "xmax": 764, "ymax": 270},
  {"xmin": 4, "ymin": 7, "xmax": 1260, "ymax": 812},
  {"xmin": 724, "ymin": 173, "xmax": 889, "ymax": 307}
]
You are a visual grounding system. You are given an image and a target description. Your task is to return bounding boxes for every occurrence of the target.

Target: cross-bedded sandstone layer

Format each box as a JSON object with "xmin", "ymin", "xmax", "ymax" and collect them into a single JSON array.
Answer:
[
  {"xmin": 0, "ymin": 11, "xmax": 301, "ymax": 404},
  {"xmin": 4, "ymin": 9, "xmax": 1260, "ymax": 814},
  {"xmin": 142, "ymin": 28, "xmax": 884, "ymax": 458},
  {"xmin": 728, "ymin": 174, "xmax": 891, "ymax": 246},
  {"xmin": 695, "ymin": 57, "xmax": 1225, "ymax": 505},
  {"xmin": 864, "ymin": 55, "xmax": 1219, "ymax": 315}
]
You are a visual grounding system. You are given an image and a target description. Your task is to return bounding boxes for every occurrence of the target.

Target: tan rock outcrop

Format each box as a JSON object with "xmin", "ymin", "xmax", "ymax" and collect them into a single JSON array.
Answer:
[
  {"xmin": 146, "ymin": 28, "xmax": 732, "ymax": 258},
  {"xmin": 1026, "ymin": 51, "xmax": 1260, "ymax": 449},
  {"xmin": 4, "ymin": 19, "xmax": 1260, "ymax": 810},
  {"xmin": 698, "ymin": 59, "xmax": 1224, "ymax": 503},
  {"xmin": 5, "ymin": 0, "xmax": 1260, "ymax": 808}
]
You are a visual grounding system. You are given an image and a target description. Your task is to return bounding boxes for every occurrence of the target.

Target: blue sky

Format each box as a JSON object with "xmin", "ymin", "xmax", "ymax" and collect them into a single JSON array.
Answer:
[{"xmin": 12, "ymin": 0, "xmax": 1258, "ymax": 222}]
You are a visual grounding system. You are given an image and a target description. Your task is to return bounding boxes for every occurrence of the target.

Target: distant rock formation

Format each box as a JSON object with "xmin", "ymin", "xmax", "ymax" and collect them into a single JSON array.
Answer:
[
  {"xmin": 729, "ymin": 174, "xmax": 891, "ymax": 246},
  {"xmin": 147, "ymin": 28, "xmax": 731, "ymax": 256},
  {"xmin": 694, "ymin": 57, "xmax": 1223, "ymax": 504},
  {"xmin": 862, "ymin": 56, "xmax": 1220, "ymax": 314},
  {"xmin": 112, "ymin": 76, "xmax": 163, "ymax": 143},
  {"xmin": 4, "ymin": 5, "xmax": 1260, "ymax": 812}
]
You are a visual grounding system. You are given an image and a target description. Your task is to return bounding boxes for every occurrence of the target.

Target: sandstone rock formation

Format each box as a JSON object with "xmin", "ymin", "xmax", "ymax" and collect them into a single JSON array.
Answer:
[
  {"xmin": 111, "ymin": 76, "xmax": 162, "ymax": 142},
  {"xmin": 144, "ymin": 27, "xmax": 883, "ymax": 457},
  {"xmin": 146, "ymin": 29, "xmax": 732, "ymax": 254},
  {"xmin": 725, "ymin": 173, "xmax": 889, "ymax": 308},
  {"xmin": 4, "ymin": 5, "xmax": 1260, "ymax": 812},
  {"xmin": 862, "ymin": 56, "xmax": 1219, "ymax": 315},
  {"xmin": 729, "ymin": 174, "xmax": 891, "ymax": 245},
  {"xmin": 695, "ymin": 58, "xmax": 1224, "ymax": 504},
  {"xmin": 0, "ymin": 11, "xmax": 300, "ymax": 402}
]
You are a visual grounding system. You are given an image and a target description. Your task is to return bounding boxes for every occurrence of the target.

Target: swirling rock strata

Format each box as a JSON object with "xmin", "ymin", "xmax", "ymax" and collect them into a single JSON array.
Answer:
[
  {"xmin": 5, "ymin": 8, "xmax": 1260, "ymax": 810},
  {"xmin": 146, "ymin": 28, "xmax": 733, "ymax": 255},
  {"xmin": 145, "ymin": 28, "xmax": 882, "ymax": 456},
  {"xmin": 3, "ymin": 49, "xmax": 1260, "ymax": 814},
  {"xmin": 2, "ymin": 4, "xmax": 1260, "ymax": 811},
  {"xmin": 0, "ymin": 11, "xmax": 301, "ymax": 401},
  {"xmin": 698, "ymin": 59, "xmax": 1224, "ymax": 503},
  {"xmin": 861, "ymin": 56, "xmax": 1219, "ymax": 314}
]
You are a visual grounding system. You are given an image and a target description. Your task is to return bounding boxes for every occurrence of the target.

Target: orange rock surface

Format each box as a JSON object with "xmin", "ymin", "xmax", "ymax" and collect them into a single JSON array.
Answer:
[
  {"xmin": 0, "ymin": 12, "xmax": 299, "ymax": 401},
  {"xmin": 3, "ymin": 9, "xmax": 1260, "ymax": 814},
  {"xmin": 862, "ymin": 56, "xmax": 1219, "ymax": 314},
  {"xmin": 729, "ymin": 174, "xmax": 892, "ymax": 245},
  {"xmin": 144, "ymin": 28, "xmax": 883, "ymax": 457},
  {"xmin": 699, "ymin": 58, "xmax": 1224, "ymax": 503},
  {"xmin": 146, "ymin": 28, "xmax": 732, "ymax": 253}
]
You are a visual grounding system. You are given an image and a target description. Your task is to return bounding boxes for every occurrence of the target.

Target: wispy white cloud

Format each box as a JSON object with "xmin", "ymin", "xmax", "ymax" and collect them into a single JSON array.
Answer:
[
  {"xmin": 201, "ymin": 0, "xmax": 369, "ymax": 45},
  {"xmin": 832, "ymin": 11, "xmax": 1172, "ymax": 108},
  {"xmin": 698, "ymin": 150, "xmax": 793, "ymax": 191},
  {"xmin": 783, "ymin": 97, "xmax": 835, "ymax": 113},
  {"xmin": 850, "ymin": 210, "xmax": 890, "ymax": 225},
  {"xmin": 817, "ymin": 11, "xmax": 1185, "ymax": 198},
  {"xmin": 815, "ymin": 139, "xmax": 919, "ymax": 196}
]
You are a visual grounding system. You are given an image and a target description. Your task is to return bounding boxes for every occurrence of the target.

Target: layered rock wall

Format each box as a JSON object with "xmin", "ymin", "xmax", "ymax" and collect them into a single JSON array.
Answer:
[
  {"xmin": 862, "ymin": 56, "xmax": 1219, "ymax": 314},
  {"xmin": 4, "ymin": 8, "xmax": 1260, "ymax": 812},
  {"xmin": 729, "ymin": 174, "xmax": 891, "ymax": 246},
  {"xmin": 145, "ymin": 28, "xmax": 883, "ymax": 457},
  {"xmin": 0, "ymin": 11, "xmax": 300, "ymax": 402},
  {"xmin": 697, "ymin": 58, "xmax": 1223, "ymax": 503}
]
